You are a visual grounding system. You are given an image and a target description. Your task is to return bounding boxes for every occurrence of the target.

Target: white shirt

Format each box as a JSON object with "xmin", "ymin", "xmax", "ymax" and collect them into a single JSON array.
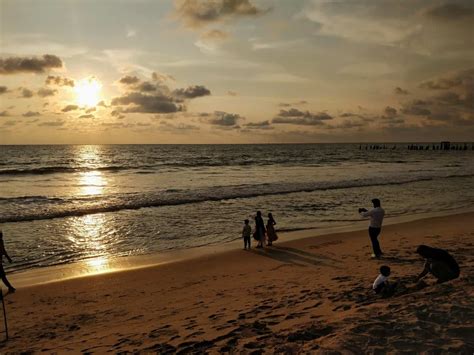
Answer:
[
  {"xmin": 361, "ymin": 207, "xmax": 385, "ymax": 228},
  {"xmin": 373, "ymin": 274, "xmax": 388, "ymax": 290}
]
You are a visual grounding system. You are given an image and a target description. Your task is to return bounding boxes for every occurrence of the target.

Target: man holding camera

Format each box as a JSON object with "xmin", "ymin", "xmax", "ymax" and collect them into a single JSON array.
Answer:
[{"xmin": 359, "ymin": 198, "xmax": 385, "ymax": 259}]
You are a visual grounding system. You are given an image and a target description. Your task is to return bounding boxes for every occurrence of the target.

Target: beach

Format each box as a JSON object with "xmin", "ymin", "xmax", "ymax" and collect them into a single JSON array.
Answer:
[{"xmin": 2, "ymin": 212, "xmax": 473, "ymax": 353}]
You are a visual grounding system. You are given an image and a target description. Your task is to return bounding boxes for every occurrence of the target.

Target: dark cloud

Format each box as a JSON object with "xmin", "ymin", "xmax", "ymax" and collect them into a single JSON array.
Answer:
[
  {"xmin": 152, "ymin": 72, "xmax": 175, "ymax": 82},
  {"xmin": 401, "ymin": 101, "xmax": 431, "ymax": 116},
  {"xmin": 3, "ymin": 120, "xmax": 17, "ymax": 126},
  {"xmin": 38, "ymin": 120, "xmax": 65, "ymax": 127},
  {"xmin": 0, "ymin": 55, "xmax": 62, "ymax": 75},
  {"xmin": 175, "ymin": 0, "xmax": 267, "ymax": 28},
  {"xmin": 173, "ymin": 85, "xmax": 211, "ymax": 99},
  {"xmin": 243, "ymin": 120, "xmax": 272, "ymax": 129},
  {"xmin": 326, "ymin": 120, "xmax": 367, "ymax": 130},
  {"xmin": 37, "ymin": 87, "xmax": 57, "ymax": 97},
  {"xmin": 0, "ymin": 86, "xmax": 7, "ymax": 95},
  {"xmin": 45, "ymin": 75, "xmax": 74, "ymax": 87},
  {"xmin": 278, "ymin": 100, "xmax": 308, "ymax": 107},
  {"xmin": 112, "ymin": 75, "xmax": 210, "ymax": 114},
  {"xmin": 22, "ymin": 111, "xmax": 41, "ymax": 117},
  {"xmin": 79, "ymin": 114, "xmax": 95, "ymax": 119},
  {"xmin": 272, "ymin": 108, "xmax": 332, "ymax": 125},
  {"xmin": 205, "ymin": 111, "xmax": 242, "ymax": 127},
  {"xmin": 111, "ymin": 92, "xmax": 183, "ymax": 114},
  {"xmin": 20, "ymin": 88, "xmax": 34, "ymax": 98},
  {"xmin": 85, "ymin": 107, "xmax": 96, "ymax": 113},
  {"xmin": 394, "ymin": 87, "xmax": 409, "ymax": 95},
  {"xmin": 0, "ymin": 111, "xmax": 10, "ymax": 117},
  {"xmin": 97, "ymin": 100, "xmax": 107, "ymax": 107},
  {"xmin": 424, "ymin": 3, "xmax": 474, "ymax": 21},
  {"xmin": 61, "ymin": 104, "xmax": 79, "ymax": 112},
  {"xmin": 384, "ymin": 106, "xmax": 398, "ymax": 118},
  {"xmin": 119, "ymin": 75, "xmax": 140, "ymax": 85}
]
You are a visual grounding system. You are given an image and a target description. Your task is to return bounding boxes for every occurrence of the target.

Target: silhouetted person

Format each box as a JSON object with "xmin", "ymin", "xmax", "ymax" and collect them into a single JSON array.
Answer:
[
  {"xmin": 242, "ymin": 219, "xmax": 251, "ymax": 250},
  {"xmin": 416, "ymin": 245, "xmax": 460, "ymax": 283},
  {"xmin": 266, "ymin": 213, "xmax": 278, "ymax": 246},
  {"xmin": 359, "ymin": 198, "xmax": 385, "ymax": 258},
  {"xmin": 0, "ymin": 231, "xmax": 15, "ymax": 293},
  {"xmin": 373, "ymin": 265, "xmax": 397, "ymax": 297},
  {"xmin": 255, "ymin": 211, "xmax": 266, "ymax": 249}
]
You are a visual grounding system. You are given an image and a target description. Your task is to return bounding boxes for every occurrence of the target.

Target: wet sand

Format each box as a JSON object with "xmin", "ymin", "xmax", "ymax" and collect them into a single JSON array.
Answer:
[{"xmin": 1, "ymin": 212, "xmax": 473, "ymax": 353}]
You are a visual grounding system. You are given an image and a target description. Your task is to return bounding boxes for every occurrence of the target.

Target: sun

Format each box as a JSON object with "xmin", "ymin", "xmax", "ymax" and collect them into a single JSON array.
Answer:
[{"xmin": 75, "ymin": 77, "xmax": 102, "ymax": 107}]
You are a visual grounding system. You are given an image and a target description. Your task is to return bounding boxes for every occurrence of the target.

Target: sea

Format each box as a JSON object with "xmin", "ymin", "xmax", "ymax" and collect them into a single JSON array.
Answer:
[{"xmin": 1, "ymin": 144, "xmax": 473, "ymax": 275}]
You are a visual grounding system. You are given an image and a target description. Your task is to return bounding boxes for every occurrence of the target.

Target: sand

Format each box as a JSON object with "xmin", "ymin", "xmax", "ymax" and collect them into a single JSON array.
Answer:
[{"xmin": 1, "ymin": 212, "xmax": 473, "ymax": 353}]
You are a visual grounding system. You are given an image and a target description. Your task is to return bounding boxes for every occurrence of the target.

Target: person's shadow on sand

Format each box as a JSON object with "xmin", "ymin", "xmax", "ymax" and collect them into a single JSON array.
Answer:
[{"xmin": 251, "ymin": 246, "xmax": 339, "ymax": 268}]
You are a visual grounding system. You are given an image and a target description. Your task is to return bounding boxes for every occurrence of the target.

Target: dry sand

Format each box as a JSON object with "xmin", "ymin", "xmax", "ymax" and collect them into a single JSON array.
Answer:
[{"xmin": 1, "ymin": 212, "xmax": 473, "ymax": 353}]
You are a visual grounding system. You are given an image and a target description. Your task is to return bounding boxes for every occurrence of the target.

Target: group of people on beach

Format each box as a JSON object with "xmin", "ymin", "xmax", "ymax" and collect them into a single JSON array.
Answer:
[
  {"xmin": 358, "ymin": 198, "xmax": 460, "ymax": 296},
  {"xmin": 241, "ymin": 211, "xmax": 278, "ymax": 250}
]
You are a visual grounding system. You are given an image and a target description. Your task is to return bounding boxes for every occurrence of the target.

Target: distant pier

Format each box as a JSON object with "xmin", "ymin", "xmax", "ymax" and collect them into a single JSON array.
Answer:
[{"xmin": 358, "ymin": 142, "xmax": 474, "ymax": 151}]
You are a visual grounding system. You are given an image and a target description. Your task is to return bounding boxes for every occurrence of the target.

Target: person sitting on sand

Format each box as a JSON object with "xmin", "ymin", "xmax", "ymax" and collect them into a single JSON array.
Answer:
[
  {"xmin": 255, "ymin": 211, "xmax": 266, "ymax": 249},
  {"xmin": 266, "ymin": 213, "xmax": 278, "ymax": 246},
  {"xmin": 373, "ymin": 265, "xmax": 396, "ymax": 297},
  {"xmin": 242, "ymin": 219, "xmax": 252, "ymax": 250},
  {"xmin": 0, "ymin": 230, "xmax": 15, "ymax": 293},
  {"xmin": 415, "ymin": 245, "xmax": 460, "ymax": 284},
  {"xmin": 359, "ymin": 198, "xmax": 385, "ymax": 258}
]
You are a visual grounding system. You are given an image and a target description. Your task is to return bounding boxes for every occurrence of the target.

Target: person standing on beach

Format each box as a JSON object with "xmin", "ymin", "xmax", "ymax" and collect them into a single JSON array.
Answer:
[
  {"xmin": 255, "ymin": 211, "xmax": 266, "ymax": 249},
  {"xmin": 0, "ymin": 230, "xmax": 16, "ymax": 293},
  {"xmin": 266, "ymin": 213, "xmax": 278, "ymax": 246},
  {"xmin": 359, "ymin": 198, "xmax": 385, "ymax": 258},
  {"xmin": 242, "ymin": 219, "xmax": 252, "ymax": 250}
]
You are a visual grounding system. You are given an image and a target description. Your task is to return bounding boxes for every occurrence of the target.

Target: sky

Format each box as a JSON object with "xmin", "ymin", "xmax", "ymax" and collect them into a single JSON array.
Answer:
[{"xmin": 0, "ymin": 0, "xmax": 473, "ymax": 144}]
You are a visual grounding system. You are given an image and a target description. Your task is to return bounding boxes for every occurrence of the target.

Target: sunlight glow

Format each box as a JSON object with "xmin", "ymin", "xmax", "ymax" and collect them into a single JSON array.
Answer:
[{"xmin": 75, "ymin": 77, "xmax": 102, "ymax": 107}]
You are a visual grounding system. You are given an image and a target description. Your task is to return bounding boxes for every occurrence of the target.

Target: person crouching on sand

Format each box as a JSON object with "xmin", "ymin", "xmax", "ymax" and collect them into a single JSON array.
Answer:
[
  {"xmin": 266, "ymin": 213, "xmax": 278, "ymax": 246},
  {"xmin": 415, "ymin": 245, "xmax": 460, "ymax": 284},
  {"xmin": 0, "ymin": 230, "xmax": 15, "ymax": 293},
  {"xmin": 359, "ymin": 198, "xmax": 385, "ymax": 258},
  {"xmin": 255, "ymin": 211, "xmax": 266, "ymax": 249},
  {"xmin": 373, "ymin": 265, "xmax": 396, "ymax": 297},
  {"xmin": 242, "ymin": 219, "xmax": 252, "ymax": 250}
]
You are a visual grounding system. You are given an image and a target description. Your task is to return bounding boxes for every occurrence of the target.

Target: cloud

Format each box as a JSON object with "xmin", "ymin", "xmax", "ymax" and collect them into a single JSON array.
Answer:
[
  {"xmin": 173, "ymin": 85, "xmax": 211, "ymax": 99},
  {"xmin": 159, "ymin": 121, "xmax": 200, "ymax": 131},
  {"xmin": 61, "ymin": 104, "xmax": 79, "ymax": 112},
  {"xmin": 419, "ymin": 68, "xmax": 474, "ymax": 90},
  {"xmin": 243, "ymin": 120, "xmax": 272, "ymax": 129},
  {"xmin": 112, "ymin": 75, "xmax": 211, "ymax": 114},
  {"xmin": 0, "ymin": 54, "xmax": 62, "ymax": 75},
  {"xmin": 175, "ymin": 0, "xmax": 267, "ymax": 28},
  {"xmin": 3, "ymin": 120, "xmax": 18, "ymax": 126},
  {"xmin": 119, "ymin": 75, "xmax": 140, "ymax": 85},
  {"xmin": 79, "ymin": 114, "xmax": 95, "ymax": 119},
  {"xmin": 423, "ymin": 3, "xmax": 474, "ymax": 21},
  {"xmin": 45, "ymin": 75, "xmax": 75, "ymax": 87},
  {"xmin": 201, "ymin": 29, "xmax": 228, "ymax": 40},
  {"xmin": 22, "ymin": 111, "xmax": 41, "ymax": 117},
  {"xmin": 394, "ymin": 87, "xmax": 409, "ymax": 95},
  {"xmin": 384, "ymin": 106, "xmax": 398, "ymax": 118},
  {"xmin": 205, "ymin": 111, "xmax": 242, "ymax": 127},
  {"xmin": 85, "ymin": 107, "xmax": 96, "ymax": 113},
  {"xmin": 38, "ymin": 120, "xmax": 65, "ymax": 127},
  {"xmin": 19, "ymin": 88, "xmax": 34, "ymax": 98},
  {"xmin": 112, "ymin": 92, "xmax": 183, "ymax": 114},
  {"xmin": 37, "ymin": 87, "xmax": 57, "ymax": 97},
  {"xmin": 152, "ymin": 72, "xmax": 175, "ymax": 82},
  {"xmin": 272, "ymin": 108, "xmax": 332, "ymax": 125},
  {"xmin": 0, "ymin": 86, "xmax": 8, "ymax": 95},
  {"xmin": 227, "ymin": 90, "xmax": 238, "ymax": 96},
  {"xmin": 279, "ymin": 100, "xmax": 308, "ymax": 107},
  {"xmin": 0, "ymin": 111, "xmax": 10, "ymax": 117},
  {"xmin": 401, "ymin": 100, "xmax": 431, "ymax": 116}
]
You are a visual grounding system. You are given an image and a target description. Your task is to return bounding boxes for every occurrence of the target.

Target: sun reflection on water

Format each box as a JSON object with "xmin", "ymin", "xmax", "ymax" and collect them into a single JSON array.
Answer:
[{"xmin": 79, "ymin": 170, "xmax": 106, "ymax": 195}]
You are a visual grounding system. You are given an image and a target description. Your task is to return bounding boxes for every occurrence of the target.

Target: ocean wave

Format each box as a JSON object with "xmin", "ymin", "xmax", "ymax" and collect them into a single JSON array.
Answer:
[
  {"xmin": 2, "ymin": 173, "xmax": 474, "ymax": 224},
  {"xmin": 0, "ymin": 165, "xmax": 130, "ymax": 176}
]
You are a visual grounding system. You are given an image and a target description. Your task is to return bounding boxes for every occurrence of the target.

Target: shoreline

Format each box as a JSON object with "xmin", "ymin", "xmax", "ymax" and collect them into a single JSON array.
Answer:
[{"xmin": 10, "ymin": 207, "xmax": 474, "ymax": 288}]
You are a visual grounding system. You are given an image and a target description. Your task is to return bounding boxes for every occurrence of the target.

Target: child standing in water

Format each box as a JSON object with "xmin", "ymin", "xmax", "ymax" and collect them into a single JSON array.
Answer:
[
  {"xmin": 0, "ymin": 230, "xmax": 15, "ymax": 293},
  {"xmin": 242, "ymin": 219, "xmax": 252, "ymax": 250}
]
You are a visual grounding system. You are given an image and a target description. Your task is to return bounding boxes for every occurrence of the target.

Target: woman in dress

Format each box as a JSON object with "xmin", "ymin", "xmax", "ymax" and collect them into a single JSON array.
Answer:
[
  {"xmin": 266, "ymin": 213, "xmax": 278, "ymax": 246},
  {"xmin": 255, "ymin": 211, "xmax": 266, "ymax": 248}
]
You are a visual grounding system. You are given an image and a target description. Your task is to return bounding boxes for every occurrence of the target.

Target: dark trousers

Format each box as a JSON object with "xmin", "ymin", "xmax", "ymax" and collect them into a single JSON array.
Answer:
[
  {"xmin": 244, "ymin": 236, "xmax": 251, "ymax": 249},
  {"xmin": 0, "ymin": 264, "xmax": 14, "ymax": 290},
  {"xmin": 369, "ymin": 227, "xmax": 382, "ymax": 256}
]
